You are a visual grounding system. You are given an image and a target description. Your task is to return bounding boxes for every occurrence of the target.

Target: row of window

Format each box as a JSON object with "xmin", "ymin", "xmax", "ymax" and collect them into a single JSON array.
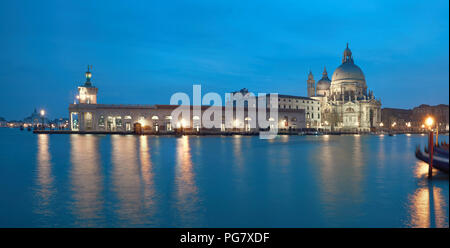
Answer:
[
  {"xmin": 306, "ymin": 113, "xmax": 320, "ymax": 119},
  {"xmin": 279, "ymin": 98, "xmax": 319, "ymax": 104},
  {"xmin": 278, "ymin": 105, "xmax": 320, "ymax": 111}
]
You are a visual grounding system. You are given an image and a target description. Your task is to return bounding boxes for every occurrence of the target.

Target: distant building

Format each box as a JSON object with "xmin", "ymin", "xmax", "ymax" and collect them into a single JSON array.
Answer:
[
  {"xmin": 23, "ymin": 108, "xmax": 44, "ymax": 126},
  {"xmin": 412, "ymin": 104, "xmax": 449, "ymax": 129},
  {"xmin": 6, "ymin": 120, "xmax": 23, "ymax": 127},
  {"xmin": 0, "ymin": 117, "xmax": 6, "ymax": 127},
  {"xmin": 381, "ymin": 104, "xmax": 449, "ymax": 131},
  {"xmin": 381, "ymin": 108, "xmax": 412, "ymax": 128}
]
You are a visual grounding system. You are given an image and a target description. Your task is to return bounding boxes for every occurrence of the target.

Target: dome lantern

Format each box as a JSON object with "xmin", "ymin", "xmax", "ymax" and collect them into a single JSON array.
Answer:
[
  {"xmin": 342, "ymin": 43, "xmax": 354, "ymax": 64},
  {"xmin": 331, "ymin": 44, "xmax": 367, "ymax": 97},
  {"xmin": 85, "ymin": 65, "xmax": 92, "ymax": 86}
]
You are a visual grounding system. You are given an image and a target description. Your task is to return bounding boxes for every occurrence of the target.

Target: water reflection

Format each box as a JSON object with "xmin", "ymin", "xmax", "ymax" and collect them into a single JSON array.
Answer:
[
  {"xmin": 174, "ymin": 136, "xmax": 201, "ymax": 226},
  {"xmin": 111, "ymin": 135, "xmax": 143, "ymax": 226},
  {"xmin": 317, "ymin": 135, "xmax": 336, "ymax": 201},
  {"xmin": 232, "ymin": 136, "xmax": 244, "ymax": 168},
  {"xmin": 69, "ymin": 134, "xmax": 104, "ymax": 226},
  {"xmin": 377, "ymin": 135, "xmax": 385, "ymax": 164},
  {"xmin": 138, "ymin": 136, "xmax": 157, "ymax": 219},
  {"xmin": 34, "ymin": 134, "xmax": 55, "ymax": 219},
  {"xmin": 316, "ymin": 135, "xmax": 365, "ymax": 223},
  {"xmin": 407, "ymin": 161, "xmax": 448, "ymax": 228},
  {"xmin": 232, "ymin": 135, "xmax": 248, "ymax": 192}
]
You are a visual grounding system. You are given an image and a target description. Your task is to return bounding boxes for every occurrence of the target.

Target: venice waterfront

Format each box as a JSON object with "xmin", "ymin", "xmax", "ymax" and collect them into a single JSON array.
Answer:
[{"xmin": 0, "ymin": 128, "xmax": 448, "ymax": 228}]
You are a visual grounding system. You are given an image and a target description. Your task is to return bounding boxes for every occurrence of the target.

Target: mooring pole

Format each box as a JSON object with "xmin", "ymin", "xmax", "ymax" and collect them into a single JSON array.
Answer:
[
  {"xmin": 435, "ymin": 123, "xmax": 439, "ymax": 147},
  {"xmin": 428, "ymin": 131, "xmax": 434, "ymax": 178}
]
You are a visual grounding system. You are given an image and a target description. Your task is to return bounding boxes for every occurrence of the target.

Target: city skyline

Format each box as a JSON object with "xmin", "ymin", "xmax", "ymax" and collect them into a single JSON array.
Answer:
[{"xmin": 1, "ymin": 0, "xmax": 449, "ymax": 120}]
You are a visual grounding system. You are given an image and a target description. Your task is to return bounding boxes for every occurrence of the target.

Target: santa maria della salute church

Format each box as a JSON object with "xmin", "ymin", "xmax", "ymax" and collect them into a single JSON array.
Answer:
[{"xmin": 307, "ymin": 44, "xmax": 382, "ymax": 132}]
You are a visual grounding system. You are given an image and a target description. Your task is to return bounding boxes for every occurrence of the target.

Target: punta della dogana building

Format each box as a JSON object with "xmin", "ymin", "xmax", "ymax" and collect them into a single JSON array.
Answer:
[{"xmin": 68, "ymin": 68, "xmax": 305, "ymax": 133}]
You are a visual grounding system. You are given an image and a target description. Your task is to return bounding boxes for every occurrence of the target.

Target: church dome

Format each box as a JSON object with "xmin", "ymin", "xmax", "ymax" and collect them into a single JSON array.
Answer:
[
  {"xmin": 331, "ymin": 62, "xmax": 365, "ymax": 82},
  {"xmin": 317, "ymin": 67, "xmax": 331, "ymax": 90},
  {"xmin": 317, "ymin": 79, "xmax": 330, "ymax": 90},
  {"xmin": 330, "ymin": 44, "xmax": 366, "ymax": 90}
]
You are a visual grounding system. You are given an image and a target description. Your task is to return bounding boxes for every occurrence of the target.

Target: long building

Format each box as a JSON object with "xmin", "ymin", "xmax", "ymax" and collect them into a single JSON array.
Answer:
[{"xmin": 69, "ymin": 68, "xmax": 305, "ymax": 133}]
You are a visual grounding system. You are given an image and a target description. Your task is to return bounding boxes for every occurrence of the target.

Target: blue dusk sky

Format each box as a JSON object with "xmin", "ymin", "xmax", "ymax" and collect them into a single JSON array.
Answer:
[{"xmin": 0, "ymin": 0, "xmax": 448, "ymax": 120}]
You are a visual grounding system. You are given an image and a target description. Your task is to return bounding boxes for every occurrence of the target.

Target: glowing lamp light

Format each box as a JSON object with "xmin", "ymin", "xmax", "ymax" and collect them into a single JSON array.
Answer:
[
  {"xmin": 425, "ymin": 117, "xmax": 434, "ymax": 128},
  {"xmin": 421, "ymin": 124, "xmax": 425, "ymax": 128},
  {"xmin": 40, "ymin": 110, "xmax": 45, "ymax": 116},
  {"xmin": 234, "ymin": 119, "xmax": 240, "ymax": 127},
  {"xmin": 180, "ymin": 119, "xmax": 186, "ymax": 128},
  {"xmin": 379, "ymin": 122, "xmax": 384, "ymax": 127},
  {"xmin": 138, "ymin": 117, "xmax": 146, "ymax": 126}
]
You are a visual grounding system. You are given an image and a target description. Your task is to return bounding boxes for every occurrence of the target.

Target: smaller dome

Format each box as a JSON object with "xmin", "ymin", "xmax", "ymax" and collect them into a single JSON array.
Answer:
[
  {"xmin": 317, "ymin": 79, "xmax": 331, "ymax": 90},
  {"xmin": 316, "ymin": 67, "xmax": 331, "ymax": 90}
]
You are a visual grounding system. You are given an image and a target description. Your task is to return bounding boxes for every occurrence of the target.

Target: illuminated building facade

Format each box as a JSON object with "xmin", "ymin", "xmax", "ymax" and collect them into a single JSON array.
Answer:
[
  {"xmin": 311, "ymin": 44, "xmax": 382, "ymax": 132},
  {"xmin": 69, "ymin": 69, "xmax": 305, "ymax": 133}
]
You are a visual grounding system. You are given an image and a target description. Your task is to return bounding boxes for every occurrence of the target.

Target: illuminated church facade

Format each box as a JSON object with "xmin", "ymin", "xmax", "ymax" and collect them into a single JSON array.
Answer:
[{"xmin": 308, "ymin": 44, "xmax": 382, "ymax": 132}]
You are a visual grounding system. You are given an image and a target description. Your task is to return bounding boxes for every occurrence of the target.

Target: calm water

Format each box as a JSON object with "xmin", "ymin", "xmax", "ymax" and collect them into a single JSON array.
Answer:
[{"xmin": 0, "ymin": 128, "xmax": 448, "ymax": 227}]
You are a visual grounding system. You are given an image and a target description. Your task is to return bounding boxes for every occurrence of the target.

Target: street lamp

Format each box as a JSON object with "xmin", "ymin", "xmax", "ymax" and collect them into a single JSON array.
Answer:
[
  {"xmin": 40, "ymin": 110, "xmax": 45, "ymax": 129},
  {"xmin": 424, "ymin": 116, "xmax": 435, "ymax": 178},
  {"xmin": 425, "ymin": 116, "xmax": 434, "ymax": 129}
]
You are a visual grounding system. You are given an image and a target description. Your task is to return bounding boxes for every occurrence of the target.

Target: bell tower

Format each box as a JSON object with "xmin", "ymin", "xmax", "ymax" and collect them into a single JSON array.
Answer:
[
  {"xmin": 307, "ymin": 70, "xmax": 315, "ymax": 97},
  {"xmin": 77, "ymin": 65, "xmax": 98, "ymax": 104}
]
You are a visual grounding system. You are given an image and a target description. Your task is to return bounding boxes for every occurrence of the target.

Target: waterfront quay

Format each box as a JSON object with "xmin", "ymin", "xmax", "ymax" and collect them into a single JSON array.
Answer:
[
  {"xmin": 32, "ymin": 129, "xmax": 314, "ymax": 136},
  {"xmin": 32, "ymin": 128, "xmax": 447, "ymax": 136}
]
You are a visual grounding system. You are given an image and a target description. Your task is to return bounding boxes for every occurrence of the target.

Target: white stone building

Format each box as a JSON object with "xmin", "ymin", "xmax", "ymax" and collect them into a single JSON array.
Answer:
[
  {"xmin": 69, "ymin": 69, "xmax": 306, "ymax": 133},
  {"xmin": 277, "ymin": 95, "xmax": 321, "ymax": 129}
]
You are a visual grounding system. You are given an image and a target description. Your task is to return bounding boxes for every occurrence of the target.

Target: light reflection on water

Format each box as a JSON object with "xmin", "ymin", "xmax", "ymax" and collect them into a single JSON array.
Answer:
[
  {"xmin": 111, "ymin": 135, "xmax": 145, "ymax": 226},
  {"xmin": 1, "ymin": 129, "xmax": 448, "ymax": 227},
  {"xmin": 34, "ymin": 134, "xmax": 55, "ymax": 220},
  {"xmin": 174, "ymin": 136, "xmax": 201, "ymax": 226},
  {"xmin": 407, "ymin": 161, "xmax": 448, "ymax": 228},
  {"xmin": 138, "ymin": 136, "xmax": 156, "ymax": 220},
  {"xmin": 316, "ymin": 135, "xmax": 365, "ymax": 225},
  {"xmin": 70, "ymin": 134, "xmax": 104, "ymax": 226}
]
